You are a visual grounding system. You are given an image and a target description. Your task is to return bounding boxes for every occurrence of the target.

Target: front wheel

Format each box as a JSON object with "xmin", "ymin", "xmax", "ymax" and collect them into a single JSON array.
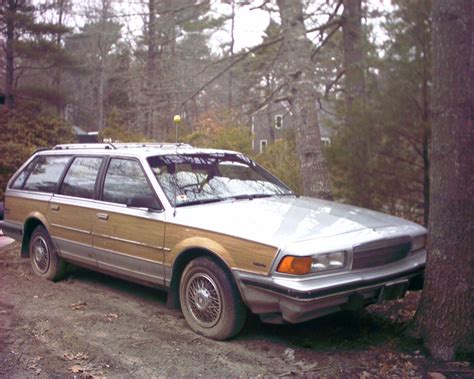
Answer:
[
  {"xmin": 29, "ymin": 225, "xmax": 66, "ymax": 281},
  {"xmin": 179, "ymin": 257, "xmax": 247, "ymax": 340}
]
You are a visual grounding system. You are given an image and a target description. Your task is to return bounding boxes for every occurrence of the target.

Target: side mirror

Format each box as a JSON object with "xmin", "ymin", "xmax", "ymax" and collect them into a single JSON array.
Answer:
[{"xmin": 127, "ymin": 195, "xmax": 161, "ymax": 211}]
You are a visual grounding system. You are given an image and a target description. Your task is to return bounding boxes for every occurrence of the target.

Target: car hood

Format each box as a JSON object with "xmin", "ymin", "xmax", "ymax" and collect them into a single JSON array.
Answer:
[{"xmin": 170, "ymin": 196, "xmax": 423, "ymax": 249}]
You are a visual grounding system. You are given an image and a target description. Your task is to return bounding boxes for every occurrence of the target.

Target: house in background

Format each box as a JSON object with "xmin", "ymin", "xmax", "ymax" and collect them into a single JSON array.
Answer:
[
  {"xmin": 251, "ymin": 101, "xmax": 332, "ymax": 154},
  {"xmin": 73, "ymin": 126, "xmax": 99, "ymax": 143}
]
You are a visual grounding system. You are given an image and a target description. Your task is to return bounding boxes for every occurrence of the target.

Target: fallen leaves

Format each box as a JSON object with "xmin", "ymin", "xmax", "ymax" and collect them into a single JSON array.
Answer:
[
  {"xmin": 70, "ymin": 364, "xmax": 85, "ymax": 374},
  {"xmin": 106, "ymin": 313, "xmax": 118, "ymax": 322},
  {"xmin": 70, "ymin": 301, "xmax": 87, "ymax": 310},
  {"xmin": 27, "ymin": 356, "xmax": 42, "ymax": 376},
  {"xmin": 63, "ymin": 352, "xmax": 89, "ymax": 361}
]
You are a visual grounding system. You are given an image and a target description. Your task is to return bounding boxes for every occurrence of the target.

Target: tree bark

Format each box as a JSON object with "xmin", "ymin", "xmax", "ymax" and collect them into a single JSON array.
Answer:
[
  {"xmin": 413, "ymin": 0, "xmax": 474, "ymax": 361},
  {"xmin": 342, "ymin": 0, "xmax": 365, "ymax": 108},
  {"xmin": 227, "ymin": 0, "xmax": 235, "ymax": 110},
  {"xmin": 4, "ymin": 0, "xmax": 17, "ymax": 109},
  {"xmin": 276, "ymin": 0, "xmax": 332, "ymax": 200},
  {"xmin": 54, "ymin": 0, "xmax": 66, "ymax": 116},
  {"xmin": 97, "ymin": 0, "xmax": 110, "ymax": 131},
  {"xmin": 145, "ymin": 0, "xmax": 157, "ymax": 138},
  {"xmin": 342, "ymin": 0, "xmax": 370, "ymax": 208}
]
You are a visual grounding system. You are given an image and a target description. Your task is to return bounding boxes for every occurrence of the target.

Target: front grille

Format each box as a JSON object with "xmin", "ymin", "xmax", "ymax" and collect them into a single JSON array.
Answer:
[{"xmin": 352, "ymin": 237, "xmax": 411, "ymax": 270}]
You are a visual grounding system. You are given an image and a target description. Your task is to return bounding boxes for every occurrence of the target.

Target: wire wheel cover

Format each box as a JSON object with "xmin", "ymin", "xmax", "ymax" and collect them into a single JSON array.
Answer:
[
  {"xmin": 32, "ymin": 236, "xmax": 50, "ymax": 273},
  {"xmin": 185, "ymin": 272, "xmax": 222, "ymax": 328}
]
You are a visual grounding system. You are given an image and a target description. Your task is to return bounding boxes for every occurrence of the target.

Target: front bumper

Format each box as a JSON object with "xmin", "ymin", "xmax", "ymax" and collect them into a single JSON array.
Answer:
[{"xmin": 233, "ymin": 250, "xmax": 425, "ymax": 324}]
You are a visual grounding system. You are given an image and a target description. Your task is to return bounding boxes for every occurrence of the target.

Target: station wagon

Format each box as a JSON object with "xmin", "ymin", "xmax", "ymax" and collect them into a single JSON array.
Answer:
[{"xmin": 3, "ymin": 143, "xmax": 426, "ymax": 340}]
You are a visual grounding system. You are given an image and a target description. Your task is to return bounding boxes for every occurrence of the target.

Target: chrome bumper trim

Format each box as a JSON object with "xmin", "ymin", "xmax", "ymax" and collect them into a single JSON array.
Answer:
[
  {"xmin": 240, "ymin": 265, "xmax": 424, "ymax": 300},
  {"xmin": 233, "ymin": 252, "xmax": 425, "ymax": 324}
]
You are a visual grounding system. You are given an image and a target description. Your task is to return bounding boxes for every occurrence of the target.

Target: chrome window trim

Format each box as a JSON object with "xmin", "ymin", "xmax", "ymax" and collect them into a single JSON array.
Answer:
[
  {"xmin": 99, "ymin": 156, "xmax": 164, "ymax": 210},
  {"xmin": 22, "ymin": 155, "xmax": 73, "ymax": 194},
  {"xmin": 58, "ymin": 155, "xmax": 104, "ymax": 200},
  {"xmin": 6, "ymin": 153, "xmax": 40, "ymax": 189},
  {"xmin": 5, "ymin": 189, "xmax": 53, "ymax": 201},
  {"xmin": 88, "ymin": 199, "xmax": 166, "ymax": 220}
]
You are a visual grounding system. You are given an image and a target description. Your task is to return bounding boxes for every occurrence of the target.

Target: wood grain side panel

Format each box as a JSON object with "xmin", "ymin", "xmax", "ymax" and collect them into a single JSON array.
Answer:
[
  {"xmin": 93, "ymin": 211, "xmax": 166, "ymax": 263},
  {"xmin": 164, "ymin": 223, "xmax": 278, "ymax": 275},
  {"xmin": 6, "ymin": 196, "xmax": 49, "ymax": 225},
  {"xmin": 48, "ymin": 203, "xmax": 94, "ymax": 245}
]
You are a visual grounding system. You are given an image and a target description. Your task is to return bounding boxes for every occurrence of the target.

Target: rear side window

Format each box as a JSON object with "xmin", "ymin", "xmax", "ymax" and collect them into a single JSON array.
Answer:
[
  {"xmin": 10, "ymin": 157, "xmax": 39, "ymax": 189},
  {"xmin": 60, "ymin": 157, "xmax": 103, "ymax": 199},
  {"xmin": 23, "ymin": 156, "xmax": 71, "ymax": 193},
  {"xmin": 102, "ymin": 158, "xmax": 156, "ymax": 205}
]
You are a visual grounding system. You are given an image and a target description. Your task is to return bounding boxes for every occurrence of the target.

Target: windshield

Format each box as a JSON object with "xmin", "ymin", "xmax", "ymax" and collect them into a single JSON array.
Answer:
[{"xmin": 147, "ymin": 153, "xmax": 293, "ymax": 207}]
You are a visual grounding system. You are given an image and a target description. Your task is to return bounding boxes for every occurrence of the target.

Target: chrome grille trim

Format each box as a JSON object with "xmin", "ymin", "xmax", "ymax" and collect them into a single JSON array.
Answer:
[{"xmin": 352, "ymin": 236, "xmax": 412, "ymax": 270}]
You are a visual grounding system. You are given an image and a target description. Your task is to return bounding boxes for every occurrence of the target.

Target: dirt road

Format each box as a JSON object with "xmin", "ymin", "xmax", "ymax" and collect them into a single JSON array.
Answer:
[{"xmin": 0, "ymin": 241, "xmax": 471, "ymax": 378}]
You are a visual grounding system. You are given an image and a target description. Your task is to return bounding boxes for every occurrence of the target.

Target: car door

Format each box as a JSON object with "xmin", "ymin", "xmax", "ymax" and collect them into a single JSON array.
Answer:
[
  {"xmin": 47, "ymin": 156, "xmax": 104, "ymax": 267},
  {"xmin": 92, "ymin": 157, "xmax": 167, "ymax": 285}
]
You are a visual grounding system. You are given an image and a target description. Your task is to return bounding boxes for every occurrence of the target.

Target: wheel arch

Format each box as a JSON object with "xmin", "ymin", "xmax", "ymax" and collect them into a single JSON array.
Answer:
[
  {"xmin": 166, "ymin": 247, "xmax": 236, "ymax": 309},
  {"xmin": 21, "ymin": 216, "xmax": 48, "ymax": 258}
]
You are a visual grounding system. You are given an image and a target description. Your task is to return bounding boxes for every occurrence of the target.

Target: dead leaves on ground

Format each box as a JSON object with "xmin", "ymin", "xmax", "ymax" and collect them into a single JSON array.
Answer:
[
  {"xmin": 63, "ymin": 351, "xmax": 89, "ymax": 361},
  {"xmin": 70, "ymin": 301, "xmax": 87, "ymax": 310}
]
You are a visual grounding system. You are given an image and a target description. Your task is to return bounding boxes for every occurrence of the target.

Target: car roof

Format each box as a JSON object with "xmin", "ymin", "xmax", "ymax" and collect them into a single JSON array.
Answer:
[{"xmin": 35, "ymin": 143, "xmax": 240, "ymax": 158}]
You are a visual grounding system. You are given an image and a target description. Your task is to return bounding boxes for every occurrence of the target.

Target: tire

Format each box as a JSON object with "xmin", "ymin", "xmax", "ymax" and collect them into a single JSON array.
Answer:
[
  {"xmin": 29, "ymin": 225, "xmax": 66, "ymax": 281},
  {"xmin": 179, "ymin": 257, "xmax": 247, "ymax": 340}
]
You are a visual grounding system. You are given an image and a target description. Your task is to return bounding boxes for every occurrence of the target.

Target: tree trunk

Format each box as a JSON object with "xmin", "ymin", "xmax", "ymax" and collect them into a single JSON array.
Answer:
[
  {"xmin": 342, "ymin": 0, "xmax": 365, "ymax": 107},
  {"xmin": 421, "ymin": 52, "xmax": 430, "ymax": 227},
  {"xmin": 97, "ymin": 0, "xmax": 110, "ymax": 131},
  {"xmin": 342, "ymin": 0, "xmax": 370, "ymax": 208},
  {"xmin": 413, "ymin": 0, "xmax": 474, "ymax": 361},
  {"xmin": 145, "ymin": 0, "xmax": 157, "ymax": 138},
  {"xmin": 4, "ymin": 0, "xmax": 17, "ymax": 109},
  {"xmin": 227, "ymin": 0, "xmax": 235, "ymax": 110},
  {"xmin": 54, "ymin": 0, "xmax": 65, "ymax": 116},
  {"xmin": 276, "ymin": 0, "xmax": 332, "ymax": 200}
]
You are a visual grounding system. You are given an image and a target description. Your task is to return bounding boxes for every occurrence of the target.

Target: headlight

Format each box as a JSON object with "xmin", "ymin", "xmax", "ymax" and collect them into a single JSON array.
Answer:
[
  {"xmin": 411, "ymin": 234, "xmax": 427, "ymax": 253},
  {"xmin": 277, "ymin": 251, "xmax": 347, "ymax": 275}
]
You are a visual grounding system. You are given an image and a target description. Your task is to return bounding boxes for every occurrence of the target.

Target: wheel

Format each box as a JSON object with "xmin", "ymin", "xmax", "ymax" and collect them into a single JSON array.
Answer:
[
  {"xmin": 179, "ymin": 257, "xmax": 247, "ymax": 340},
  {"xmin": 29, "ymin": 225, "xmax": 66, "ymax": 281}
]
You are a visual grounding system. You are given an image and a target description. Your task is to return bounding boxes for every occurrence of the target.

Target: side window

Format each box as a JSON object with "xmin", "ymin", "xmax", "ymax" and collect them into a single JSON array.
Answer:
[
  {"xmin": 10, "ymin": 157, "xmax": 39, "ymax": 189},
  {"xmin": 60, "ymin": 157, "xmax": 103, "ymax": 199},
  {"xmin": 102, "ymin": 158, "xmax": 156, "ymax": 205},
  {"xmin": 23, "ymin": 156, "xmax": 71, "ymax": 193}
]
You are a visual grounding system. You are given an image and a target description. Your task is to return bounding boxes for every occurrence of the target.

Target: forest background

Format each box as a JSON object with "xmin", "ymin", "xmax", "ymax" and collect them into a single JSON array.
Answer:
[{"xmin": 0, "ymin": 0, "xmax": 431, "ymax": 226}]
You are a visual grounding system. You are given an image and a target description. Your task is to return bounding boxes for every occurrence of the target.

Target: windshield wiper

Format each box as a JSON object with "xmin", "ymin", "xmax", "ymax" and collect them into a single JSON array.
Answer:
[
  {"xmin": 176, "ymin": 197, "xmax": 224, "ymax": 207},
  {"xmin": 228, "ymin": 194, "xmax": 274, "ymax": 201}
]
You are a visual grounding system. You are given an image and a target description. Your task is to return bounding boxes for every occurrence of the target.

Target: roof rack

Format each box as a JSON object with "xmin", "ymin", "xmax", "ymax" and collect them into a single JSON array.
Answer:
[
  {"xmin": 111, "ymin": 142, "xmax": 192, "ymax": 149},
  {"xmin": 52, "ymin": 142, "xmax": 192, "ymax": 150},
  {"xmin": 53, "ymin": 143, "xmax": 117, "ymax": 150}
]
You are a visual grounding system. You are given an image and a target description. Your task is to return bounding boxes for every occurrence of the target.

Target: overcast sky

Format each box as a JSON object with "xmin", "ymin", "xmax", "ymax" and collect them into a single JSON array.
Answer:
[
  {"xmin": 66, "ymin": 0, "xmax": 392, "ymax": 54},
  {"xmin": 209, "ymin": 0, "xmax": 392, "ymax": 54}
]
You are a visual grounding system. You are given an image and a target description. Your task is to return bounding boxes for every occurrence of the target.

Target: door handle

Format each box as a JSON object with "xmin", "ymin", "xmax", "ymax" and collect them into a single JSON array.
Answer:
[
  {"xmin": 96, "ymin": 213, "xmax": 109, "ymax": 221},
  {"xmin": 50, "ymin": 204, "xmax": 60, "ymax": 211}
]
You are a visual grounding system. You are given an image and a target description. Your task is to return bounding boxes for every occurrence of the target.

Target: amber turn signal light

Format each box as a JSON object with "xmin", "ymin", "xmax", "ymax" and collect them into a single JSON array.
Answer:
[{"xmin": 277, "ymin": 256, "xmax": 312, "ymax": 275}]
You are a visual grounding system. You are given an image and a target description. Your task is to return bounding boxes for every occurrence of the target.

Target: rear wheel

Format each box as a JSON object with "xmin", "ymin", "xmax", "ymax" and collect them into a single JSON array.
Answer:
[
  {"xmin": 179, "ymin": 257, "xmax": 247, "ymax": 340},
  {"xmin": 29, "ymin": 225, "xmax": 66, "ymax": 281}
]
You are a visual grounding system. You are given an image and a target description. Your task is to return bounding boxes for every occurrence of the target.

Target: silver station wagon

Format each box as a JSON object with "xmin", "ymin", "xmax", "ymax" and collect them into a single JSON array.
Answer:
[{"xmin": 3, "ymin": 143, "xmax": 426, "ymax": 340}]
